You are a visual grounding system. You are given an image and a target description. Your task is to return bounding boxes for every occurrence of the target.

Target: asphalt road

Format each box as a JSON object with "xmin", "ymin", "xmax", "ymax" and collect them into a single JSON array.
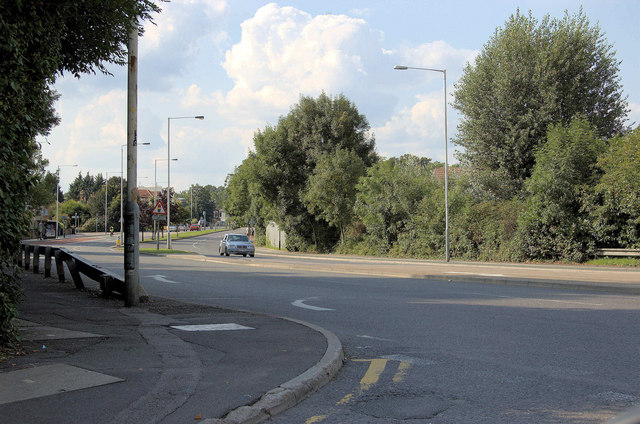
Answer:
[{"xmin": 65, "ymin": 232, "xmax": 640, "ymax": 423}]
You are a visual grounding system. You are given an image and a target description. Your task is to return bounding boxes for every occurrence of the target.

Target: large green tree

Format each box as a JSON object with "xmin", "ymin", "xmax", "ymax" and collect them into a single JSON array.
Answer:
[
  {"xmin": 515, "ymin": 117, "xmax": 606, "ymax": 261},
  {"xmin": 585, "ymin": 127, "xmax": 640, "ymax": 248},
  {"xmin": 251, "ymin": 92, "xmax": 377, "ymax": 251},
  {"xmin": 224, "ymin": 154, "xmax": 272, "ymax": 231},
  {"xmin": 303, "ymin": 149, "xmax": 366, "ymax": 244},
  {"xmin": 354, "ymin": 155, "xmax": 433, "ymax": 253},
  {"xmin": 0, "ymin": 0, "xmax": 159, "ymax": 347},
  {"xmin": 67, "ymin": 172, "xmax": 104, "ymax": 202},
  {"xmin": 453, "ymin": 9, "xmax": 628, "ymax": 200}
]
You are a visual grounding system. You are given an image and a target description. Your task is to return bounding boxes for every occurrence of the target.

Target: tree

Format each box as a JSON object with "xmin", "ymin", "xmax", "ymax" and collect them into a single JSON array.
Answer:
[
  {"xmin": 68, "ymin": 172, "xmax": 101, "ymax": 202},
  {"xmin": 452, "ymin": 9, "xmax": 628, "ymax": 200},
  {"xmin": 515, "ymin": 117, "xmax": 606, "ymax": 261},
  {"xmin": 60, "ymin": 200, "xmax": 90, "ymax": 227},
  {"xmin": 251, "ymin": 92, "xmax": 377, "ymax": 251},
  {"xmin": 183, "ymin": 184, "xmax": 217, "ymax": 223},
  {"xmin": 208, "ymin": 185, "xmax": 226, "ymax": 218},
  {"xmin": 138, "ymin": 196, "xmax": 153, "ymax": 233},
  {"xmin": 303, "ymin": 149, "xmax": 366, "ymax": 244},
  {"xmin": 0, "ymin": 0, "xmax": 160, "ymax": 347},
  {"xmin": 585, "ymin": 127, "xmax": 640, "ymax": 248},
  {"xmin": 27, "ymin": 166, "xmax": 58, "ymax": 214},
  {"xmin": 354, "ymin": 155, "xmax": 433, "ymax": 253},
  {"xmin": 224, "ymin": 154, "xmax": 272, "ymax": 232}
]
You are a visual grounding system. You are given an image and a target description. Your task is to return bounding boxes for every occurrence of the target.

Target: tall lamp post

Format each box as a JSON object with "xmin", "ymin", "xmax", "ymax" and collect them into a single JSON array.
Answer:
[
  {"xmin": 55, "ymin": 164, "xmax": 78, "ymax": 239},
  {"xmin": 394, "ymin": 65, "xmax": 450, "ymax": 262},
  {"xmin": 121, "ymin": 142, "xmax": 150, "ymax": 245},
  {"xmin": 167, "ymin": 115, "xmax": 204, "ymax": 249}
]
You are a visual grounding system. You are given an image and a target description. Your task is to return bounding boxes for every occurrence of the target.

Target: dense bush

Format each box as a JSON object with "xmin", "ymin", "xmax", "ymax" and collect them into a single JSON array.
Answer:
[
  {"xmin": 584, "ymin": 128, "xmax": 640, "ymax": 248},
  {"xmin": 514, "ymin": 117, "xmax": 605, "ymax": 262}
]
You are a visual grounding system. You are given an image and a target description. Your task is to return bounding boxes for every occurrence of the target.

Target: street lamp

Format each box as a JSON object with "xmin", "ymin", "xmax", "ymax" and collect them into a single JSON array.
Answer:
[
  {"xmin": 394, "ymin": 65, "xmax": 450, "ymax": 262},
  {"xmin": 55, "ymin": 164, "xmax": 78, "ymax": 239},
  {"xmin": 121, "ymin": 142, "xmax": 150, "ymax": 245},
  {"xmin": 167, "ymin": 115, "xmax": 204, "ymax": 249}
]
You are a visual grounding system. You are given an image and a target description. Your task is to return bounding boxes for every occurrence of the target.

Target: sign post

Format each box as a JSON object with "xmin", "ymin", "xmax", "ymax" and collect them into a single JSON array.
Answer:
[{"xmin": 151, "ymin": 200, "xmax": 167, "ymax": 250}]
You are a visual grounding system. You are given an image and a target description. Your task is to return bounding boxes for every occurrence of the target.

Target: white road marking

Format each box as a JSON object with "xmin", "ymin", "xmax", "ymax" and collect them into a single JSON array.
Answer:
[
  {"xmin": 170, "ymin": 323, "xmax": 254, "ymax": 331},
  {"xmin": 292, "ymin": 298, "xmax": 335, "ymax": 311},
  {"xmin": 457, "ymin": 291, "xmax": 603, "ymax": 306},
  {"xmin": 148, "ymin": 274, "xmax": 180, "ymax": 284},
  {"xmin": 357, "ymin": 335, "xmax": 393, "ymax": 342},
  {"xmin": 446, "ymin": 271, "xmax": 506, "ymax": 277}
]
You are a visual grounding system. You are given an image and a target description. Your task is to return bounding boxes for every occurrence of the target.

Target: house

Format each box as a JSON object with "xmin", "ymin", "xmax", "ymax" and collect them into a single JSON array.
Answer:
[{"xmin": 431, "ymin": 166, "xmax": 465, "ymax": 183}]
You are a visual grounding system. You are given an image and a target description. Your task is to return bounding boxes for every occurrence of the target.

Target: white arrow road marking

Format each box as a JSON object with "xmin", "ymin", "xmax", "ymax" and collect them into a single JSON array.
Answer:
[
  {"xmin": 148, "ymin": 275, "xmax": 180, "ymax": 284},
  {"xmin": 292, "ymin": 298, "xmax": 334, "ymax": 311}
]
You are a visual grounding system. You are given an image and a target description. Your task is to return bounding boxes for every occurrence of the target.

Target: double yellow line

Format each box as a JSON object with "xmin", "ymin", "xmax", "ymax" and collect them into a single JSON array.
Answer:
[{"xmin": 306, "ymin": 358, "xmax": 411, "ymax": 423}]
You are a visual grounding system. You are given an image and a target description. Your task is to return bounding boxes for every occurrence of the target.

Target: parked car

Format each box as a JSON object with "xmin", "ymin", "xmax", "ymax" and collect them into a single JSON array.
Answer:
[
  {"xmin": 178, "ymin": 225, "xmax": 187, "ymax": 232},
  {"xmin": 219, "ymin": 233, "xmax": 255, "ymax": 257},
  {"xmin": 190, "ymin": 224, "xmax": 200, "ymax": 231}
]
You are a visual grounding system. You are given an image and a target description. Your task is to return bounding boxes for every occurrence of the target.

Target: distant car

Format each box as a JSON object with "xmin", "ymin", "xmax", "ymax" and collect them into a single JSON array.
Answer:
[
  {"xmin": 178, "ymin": 225, "xmax": 187, "ymax": 232},
  {"xmin": 219, "ymin": 233, "xmax": 255, "ymax": 257},
  {"xmin": 190, "ymin": 224, "xmax": 200, "ymax": 231},
  {"xmin": 167, "ymin": 225, "xmax": 177, "ymax": 232}
]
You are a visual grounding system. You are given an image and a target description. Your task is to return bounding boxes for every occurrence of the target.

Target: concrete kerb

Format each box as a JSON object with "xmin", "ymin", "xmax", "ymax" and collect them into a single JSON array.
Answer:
[{"xmin": 202, "ymin": 316, "xmax": 344, "ymax": 424}]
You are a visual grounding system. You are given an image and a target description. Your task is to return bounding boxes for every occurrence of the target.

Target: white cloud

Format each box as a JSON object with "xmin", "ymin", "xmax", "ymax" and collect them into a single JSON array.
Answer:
[
  {"xmin": 172, "ymin": 3, "xmax": 478, "ymax": 170},
  {"xmin": 139, "ymin": 0, "xmax": 229, "ymax": 89},
  {"xmin": 373, "ymin": 92, "xmax": 448, "ymax": 160},
  {"xmin": 41, "ymin": 2, "xmax": 481, "ymax": 191},
  {"xmin": 44, "ymin": 90, "xmax": 127, "ymax": 176},
  {"xmin": 142, "ymin": 0, "xmax": 229, "ymax": 52},
  {"xmin": 219, "ymin": 3, "xmax": 383, "ymax": 120},
  {"xmin": 394, "ymin": 41, "xmax": 478, "ymax": 71}
]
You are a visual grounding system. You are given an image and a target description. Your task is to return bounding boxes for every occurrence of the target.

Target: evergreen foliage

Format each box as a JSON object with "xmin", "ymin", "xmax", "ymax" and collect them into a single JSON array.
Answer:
[
  {"xmin": 453, "ymin": 9, "xmax": 628, "ymax": 199},
  {"xmin": 0, "ymin": 0, "xmax": 159, "ymax": 347}
]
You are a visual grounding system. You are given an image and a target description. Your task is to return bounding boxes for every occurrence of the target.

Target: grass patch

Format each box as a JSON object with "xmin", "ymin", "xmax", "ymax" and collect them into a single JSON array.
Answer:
[
  {"xmin": 585, "ymin": 257, "xmax": 640, "ymax": 267},
  {"xmin": 140, "ymin": 248, "xmax": 194, "ymax": 255},
  {"xmin": 141, "ymin": 228, "xmax": 225, "ymax": 243}
]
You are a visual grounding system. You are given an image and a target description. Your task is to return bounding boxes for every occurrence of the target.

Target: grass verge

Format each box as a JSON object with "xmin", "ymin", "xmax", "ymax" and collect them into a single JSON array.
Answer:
[
  {"xmin": 141, "ymin": 228, "xmax": 225, "ymax": 244},
  {"xmin": 584, "ymin": 257, "xmax": 640, "ymax": 267}
]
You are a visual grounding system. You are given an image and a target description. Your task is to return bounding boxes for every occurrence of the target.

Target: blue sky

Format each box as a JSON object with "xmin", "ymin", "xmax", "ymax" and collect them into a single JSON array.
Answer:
[{"xmin": 41, "ymin": 0, "xmax": 640, "ymax": 193}]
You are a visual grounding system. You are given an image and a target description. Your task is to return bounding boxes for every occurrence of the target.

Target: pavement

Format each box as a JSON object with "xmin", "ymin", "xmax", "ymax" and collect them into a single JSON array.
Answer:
[{"xmin": 0, "ymin": 269, "xmax": 343, "ymax": 424}]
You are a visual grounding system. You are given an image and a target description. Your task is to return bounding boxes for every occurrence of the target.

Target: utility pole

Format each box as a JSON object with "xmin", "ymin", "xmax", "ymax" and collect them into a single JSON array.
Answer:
[{"xmin": 124, "ymin": 21, "xmax": 140, "ymax": 307}]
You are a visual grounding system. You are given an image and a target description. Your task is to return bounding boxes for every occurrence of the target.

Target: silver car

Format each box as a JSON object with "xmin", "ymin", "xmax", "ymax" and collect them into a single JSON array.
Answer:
[{"xmin": 219, "ymin": 234, "xmax": 255, "ymax": 257}]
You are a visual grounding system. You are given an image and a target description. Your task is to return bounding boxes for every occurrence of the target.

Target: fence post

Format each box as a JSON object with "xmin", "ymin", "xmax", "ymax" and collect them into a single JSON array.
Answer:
[
  {"xmin": 64, "ymin": 258, "xmax": 85, "ymax": 290},
  {"xmin": 33, "ymin": 245, "xmax": 40, "ymax": 274},
  {"xmin": 44, "ymin": 247, "xmax": 53, "ymax": 278},
  {"xmin": 54, "ymin": 250, "xmax": 65, "ymax": 283},
  {"xmin": 24, "ymin": 244, "xmax": 31, "ymax": 270}
]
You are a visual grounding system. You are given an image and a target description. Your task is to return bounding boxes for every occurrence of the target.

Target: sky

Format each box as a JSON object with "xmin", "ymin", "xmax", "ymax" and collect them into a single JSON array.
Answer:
[{"xmin": 40, "ymin": 0, "xmax": 640, "ymax": 193}]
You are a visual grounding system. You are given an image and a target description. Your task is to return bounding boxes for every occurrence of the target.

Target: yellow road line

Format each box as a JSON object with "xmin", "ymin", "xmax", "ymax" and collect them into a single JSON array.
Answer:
[
  {"xmin": 305, "ymin": 415, "xmax": 328, "ymax": 423},
  {"xmin": 393, "ymin": 361, "xmax": 411, "ymax": 384},
  {"xmin": 355, "ymin": 358, "xmax": 388, "ymax": 392},
  {"xmin": 336, "ymin": 393, "xmax": 353, "ymax": 405}
]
